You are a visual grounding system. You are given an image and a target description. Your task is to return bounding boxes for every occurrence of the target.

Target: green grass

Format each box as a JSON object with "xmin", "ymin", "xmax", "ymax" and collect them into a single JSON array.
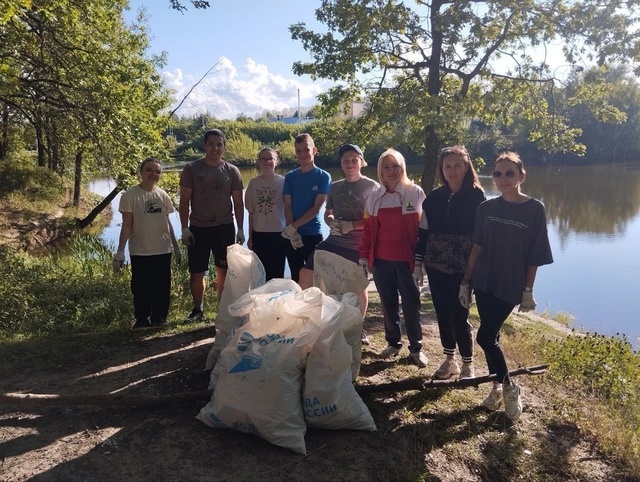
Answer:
[{"xmin": 0, "ymin": 233, "xmax": 219, "ymax": 339}]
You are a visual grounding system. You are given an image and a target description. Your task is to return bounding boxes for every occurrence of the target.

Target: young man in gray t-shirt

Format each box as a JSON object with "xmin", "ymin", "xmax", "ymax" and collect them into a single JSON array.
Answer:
[{"xmin": 179, "ymin": 129, "xmax": 244, "ymax": 323}]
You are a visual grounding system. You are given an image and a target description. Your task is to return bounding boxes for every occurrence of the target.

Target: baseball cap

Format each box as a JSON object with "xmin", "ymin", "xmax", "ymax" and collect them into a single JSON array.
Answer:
[{"xmin": 337, "ymin": 144, "xmax": 363, "ymax": 157}]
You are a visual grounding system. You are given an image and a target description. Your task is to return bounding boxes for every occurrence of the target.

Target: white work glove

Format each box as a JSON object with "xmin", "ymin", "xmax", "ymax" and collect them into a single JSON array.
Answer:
[
  {"xmin": 289, "ymin": 231, "xmax": 304, "ymax": 249},
  {"xmin": 412, "ymin": 262, "xmax": 423, "ymax": 288},
  {"xmin": 281, "ymin": 224, "xmax": 298, "ymax": 240},
  {"xmin": 181, "ymin": 227, "xmax": 195, "ymax": 247},
  {"xmin": 173, "ymin": 244, "xmax": 182, "ymax": 265},
  {"xmin": 358, "ymin": 258, "xmax": 370, "ymax": 279},
  {"xmin": 329, "ymin": 219, "xmax": 354, "ymax": 236},
  {"xmin": 459, "ymin": 284, "xmax": 471, "ymax": 309},
  {"xmin": 112, "ymin": 249, "xmax": 125, "ymax": 273},
  {"xmin": 236, "ymin": 228, "xmax": 245, "ymax": 245},
  {"xmin": 519, "ymin": 289, "xmax": 536, "ymax": 312}
]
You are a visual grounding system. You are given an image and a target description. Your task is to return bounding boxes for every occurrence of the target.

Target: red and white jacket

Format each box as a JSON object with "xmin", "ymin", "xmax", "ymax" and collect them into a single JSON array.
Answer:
[{"xmin": 359, "ymin": 182, "xmax": 425, "ymax": 270}]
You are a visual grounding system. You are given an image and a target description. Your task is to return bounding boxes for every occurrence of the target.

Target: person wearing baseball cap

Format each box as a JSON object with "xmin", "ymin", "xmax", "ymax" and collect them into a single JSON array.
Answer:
[{"xmin": 298, "ymin": 143, "xmax": 378, "ymax": 344}]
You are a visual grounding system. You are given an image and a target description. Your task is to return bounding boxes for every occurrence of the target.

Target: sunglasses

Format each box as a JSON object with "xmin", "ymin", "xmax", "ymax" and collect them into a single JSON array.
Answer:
[{"xmin": 492, "ymin": 170, "xmax": 517, "ymax": 179}]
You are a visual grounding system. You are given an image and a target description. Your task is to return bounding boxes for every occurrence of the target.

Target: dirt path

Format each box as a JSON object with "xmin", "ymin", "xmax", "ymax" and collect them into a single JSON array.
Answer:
[{"xmin": 0, "ymin": 306, "xmax": 630, "ymax": 481}]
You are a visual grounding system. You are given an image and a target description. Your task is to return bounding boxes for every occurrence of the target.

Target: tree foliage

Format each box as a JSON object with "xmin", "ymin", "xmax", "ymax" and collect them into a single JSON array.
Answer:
[
  {"xmin": 0, "ymin": 0, "xmax": 171, "ymax": 203},
  {"xmin": 290, "ymin": 0, "xmax": 640, "ymax": 189},
  {"xmin": 168, "ymin": 0, "xmax": 210, "ymax": 12}
]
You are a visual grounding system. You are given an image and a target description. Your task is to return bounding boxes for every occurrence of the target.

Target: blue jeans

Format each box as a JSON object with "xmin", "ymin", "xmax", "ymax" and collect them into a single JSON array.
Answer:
[
  {"xmin": 474, "ymin": 290, "xmax": 516, "ymax": 384},
  {"xmin": 372, "ymin": 259, "xmax": 423, "ymax": 353}
]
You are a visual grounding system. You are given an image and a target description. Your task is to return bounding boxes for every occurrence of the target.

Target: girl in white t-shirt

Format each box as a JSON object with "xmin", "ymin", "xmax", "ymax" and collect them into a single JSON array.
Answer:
[
  {"xmin": 113, "ymin": 157, "xmax": 180, "ymax": 329},
  {"xmin": 245, "ymin": 148, "xmax": 286, "ymax": 280}
]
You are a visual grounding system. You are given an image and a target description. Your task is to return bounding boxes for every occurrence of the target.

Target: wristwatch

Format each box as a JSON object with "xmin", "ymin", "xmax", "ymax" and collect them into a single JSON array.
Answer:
[{"xmin": 523, "ymin": 286, "xmax": 533, "ymax": 292}]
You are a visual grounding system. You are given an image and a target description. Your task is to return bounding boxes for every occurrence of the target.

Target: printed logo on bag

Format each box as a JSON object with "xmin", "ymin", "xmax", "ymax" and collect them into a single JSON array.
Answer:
[
  {"xmin": 405, "ymin": 201, "xmax": 415, "ymax": 212},
  {"xmin": 237, "ymin": 331, "xmax": 295, "ymax": 352},
  {"xmin": 229, "ymin": 353, "xmax": 263, "ymax": 373}
]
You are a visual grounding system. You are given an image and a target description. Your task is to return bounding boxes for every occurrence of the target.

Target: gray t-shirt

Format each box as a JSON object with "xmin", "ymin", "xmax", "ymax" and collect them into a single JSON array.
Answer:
[
  {"xmin": 325, "ymin": 176, "xmax": 378, "ymax": 250},
  {"xmin": 179, "ymin": 159, "xmax": 243, "ymax": 227},
  {"xmin": 471, "ymin": 196, "xmax": 553, "ymax": 305},
  {"xmin": 245, "ymin": 174, "xmax": 286, "ymax": 232}
]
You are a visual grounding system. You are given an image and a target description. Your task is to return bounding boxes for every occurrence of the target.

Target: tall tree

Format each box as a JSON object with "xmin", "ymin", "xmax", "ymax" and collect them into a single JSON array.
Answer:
[
  {"xmin": 0, "ymin": 0, "xmax": 171, "ymax": 203},
  {"xmin": 290, "ymin": 0, "xmax": 640, "ymax": 189}
]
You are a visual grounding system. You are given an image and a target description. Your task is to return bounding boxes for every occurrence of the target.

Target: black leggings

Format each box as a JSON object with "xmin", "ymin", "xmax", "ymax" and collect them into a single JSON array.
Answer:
[{"xmin": 474, "ymin": 290, "xmax": 516, "ymax": 384}]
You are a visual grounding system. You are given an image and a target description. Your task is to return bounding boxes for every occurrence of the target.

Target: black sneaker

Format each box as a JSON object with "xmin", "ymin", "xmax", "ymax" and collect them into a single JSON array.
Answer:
[
  {"xmin": 184, "ymin": 309, "xmax": 204, "ymax": 324},
  {"xmin": 150, "ymin": 318, "xmax": 166, "ymax": 327}
]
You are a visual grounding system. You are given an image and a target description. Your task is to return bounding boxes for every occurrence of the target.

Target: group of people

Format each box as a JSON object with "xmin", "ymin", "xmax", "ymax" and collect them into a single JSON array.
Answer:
[{"xmin": 114, "ymin": 128, "xmax": 553, "ymax": 422}]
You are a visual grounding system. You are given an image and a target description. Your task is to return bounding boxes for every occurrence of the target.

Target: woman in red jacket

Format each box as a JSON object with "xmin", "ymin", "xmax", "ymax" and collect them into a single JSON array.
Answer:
[{"xmin": 359, "ymin": 149, "xmax": 427, "ymax": 367}]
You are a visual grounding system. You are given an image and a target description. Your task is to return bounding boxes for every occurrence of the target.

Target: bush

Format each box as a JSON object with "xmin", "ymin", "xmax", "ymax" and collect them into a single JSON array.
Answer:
[{"xmin": 0, "ymin": 234, "xmax": 131, "ymax": 336}]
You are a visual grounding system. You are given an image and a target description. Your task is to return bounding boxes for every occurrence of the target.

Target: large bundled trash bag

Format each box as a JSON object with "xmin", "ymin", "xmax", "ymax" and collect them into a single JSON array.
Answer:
[
  {"xmin": 204, "ymin": 244, "xmax": 265, "ymax": 370},
  {"xmin": 302, "ymin": 294, "xmax": 375, "ymax": 431},
  {"xmin": 313, "ymin": 250, "xmax": 370, "ymax": 379},
  {"xmin": 197, "ymin": 283, "xmax": 376, "ymax": 454}
]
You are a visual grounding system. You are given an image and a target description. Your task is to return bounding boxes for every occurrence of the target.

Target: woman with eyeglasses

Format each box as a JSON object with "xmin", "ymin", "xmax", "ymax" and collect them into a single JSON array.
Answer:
[
  {"xmin": 460, "ymin": 151, "xmax": 553, "ymax": 421},
  {"xmin": 245, "ymin": 147, "xmax": 286, "ymax": 280},
  {"xmin": 414, "ymin": 146, "xmax": 485, "ymax": 381},
  {"xmin": 359, "ymin": 149, "xmax": 428, "ymax": 368}
]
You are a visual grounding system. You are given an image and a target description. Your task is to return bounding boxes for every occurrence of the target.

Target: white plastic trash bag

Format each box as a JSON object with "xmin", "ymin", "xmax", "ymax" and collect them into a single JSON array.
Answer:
[
  {"xmin": 332, "ymin": 292, "xmax": 364, "ymax": 380},
  {"xmin": 197, "ymin": 286, "xmax": 327, "ymax": 455},
  {"xmin": 208, "ymin": 278, "xmax": 300, "ymax": 390},
  {"xmin": 204, "ymin": 244, "xmax": 266, "ymax": 370},
  {"xmin": 303, "ymin": 295, "xmax": 376, "ymax": 431},
  {"xmin": 312, "ymin": 249, "xmax": 369, "ymax": 296}
]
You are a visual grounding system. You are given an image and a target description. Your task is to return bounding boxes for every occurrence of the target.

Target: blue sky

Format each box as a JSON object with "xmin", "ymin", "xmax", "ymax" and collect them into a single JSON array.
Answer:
[{"xmin": 125, "ymin": 0, "xmax": 330, "ymax": 118}]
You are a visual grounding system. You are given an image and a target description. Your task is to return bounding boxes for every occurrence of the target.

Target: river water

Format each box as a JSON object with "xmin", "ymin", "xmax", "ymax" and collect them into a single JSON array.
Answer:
[{"xmin": 90, "ymin": 161, "xmax": 640, "ymax": 347}]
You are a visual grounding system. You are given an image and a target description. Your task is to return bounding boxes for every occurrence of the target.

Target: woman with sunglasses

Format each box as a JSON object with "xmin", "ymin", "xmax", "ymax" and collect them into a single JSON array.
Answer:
[
  {"xmin": 460, "ymin": 151, "xmax": 553, "ymax": 421},
  {"xmin": 414, "ymin": 146, "xmax": 485, "ymax": 381}
]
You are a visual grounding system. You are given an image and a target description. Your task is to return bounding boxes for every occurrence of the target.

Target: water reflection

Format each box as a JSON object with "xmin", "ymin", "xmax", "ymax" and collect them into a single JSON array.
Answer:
[{"xmin": 518, "ymin": 164, "xmax": 640, "ymax": 242}]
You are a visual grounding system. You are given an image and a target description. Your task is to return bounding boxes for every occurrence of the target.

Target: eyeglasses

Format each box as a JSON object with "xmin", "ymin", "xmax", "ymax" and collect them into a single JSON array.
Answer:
[
  {"xmin": 492, "ymin": 170, "xmax": 517, "ymax": 179},
  {"xmin": 258, "ymin": 157, "xmax": 274, "ymax": 161}
]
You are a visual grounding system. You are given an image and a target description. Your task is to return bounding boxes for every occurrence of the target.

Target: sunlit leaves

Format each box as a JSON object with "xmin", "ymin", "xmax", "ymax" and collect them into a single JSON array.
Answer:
[
  {"xmin": 290, "ymin": 0, "xmax": 640, "ymax": 187},
  {"xmin": 0, "ymin": 0, "xmax": 171, "ymax": 189}
]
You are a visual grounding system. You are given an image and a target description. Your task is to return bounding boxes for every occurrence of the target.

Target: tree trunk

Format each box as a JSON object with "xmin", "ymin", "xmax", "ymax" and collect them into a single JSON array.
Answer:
[
  {"xmin": 78, "ymin": 186, "xmax": 121, "ymax": 228},
  {"xmin": 421, "ymin": 124, "xmax": 440, "ymax": 192},
  {"xmin": 73, "ymin": 149, "xmax": 82, "ymax": 207},
  {"xmin": 421, "ymin": 0, "xmax": 445, "ymax": 192},
  {"xmin": 36, "ymin": 124, "xmax": 46, "ymax": 167},
  {"xmin": 0, "ymin": 103, "xmax": 8, "ymax": 160}
]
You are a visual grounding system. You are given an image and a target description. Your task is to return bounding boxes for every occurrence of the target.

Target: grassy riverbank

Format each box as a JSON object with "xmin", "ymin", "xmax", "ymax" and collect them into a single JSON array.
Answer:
[{"xmin": 0, "ymin": 161, "xmax": 639, "ymax": 480}]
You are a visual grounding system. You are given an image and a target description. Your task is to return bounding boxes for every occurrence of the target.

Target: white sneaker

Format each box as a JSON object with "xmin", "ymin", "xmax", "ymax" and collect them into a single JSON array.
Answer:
[
  {"xmin": 361, "ymin": 331, "xmax": 370, "ymax": 345},
  {"xmin": 481, "ymin": 384, "xmax": 503, "ymax": 411},
  {"xmin": 459, "ymin": 362, "xmax": 475, "ymax": 379},
  {"xmin": 503, "ymin": 382, "xmax": 522, "ymax": 421},
  {"xmin": 379, "ymin": 345, "xmax": 400, "ymax": 358},
  {"xmin": 409, "ymin": 351, "xmax": 428, "ymax": 368},
  {"xmin": 431, "ymin": 358, "xmax": 460, "ymax": 379}
]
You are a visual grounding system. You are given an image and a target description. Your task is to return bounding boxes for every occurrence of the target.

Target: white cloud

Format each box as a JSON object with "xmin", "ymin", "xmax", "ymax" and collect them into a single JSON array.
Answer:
[{"xmin": 163, "ymin": 57, "xmax": 327, "ymax": 119}]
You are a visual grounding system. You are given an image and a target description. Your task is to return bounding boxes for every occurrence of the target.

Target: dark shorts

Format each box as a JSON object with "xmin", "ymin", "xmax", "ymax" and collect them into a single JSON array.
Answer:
[
  {"xmin": 303, "ymin": 241, "xmax": 360, "ymax": 270},
  {"xmin": 188, "ymin": 224, "xmax": 235, "ymax": 273}
]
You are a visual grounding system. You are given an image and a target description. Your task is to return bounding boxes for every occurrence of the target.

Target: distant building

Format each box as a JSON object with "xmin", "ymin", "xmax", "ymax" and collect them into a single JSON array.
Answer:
[{"xmin": 267, "ymin": 115, "xmax": 316, "ymax": 124}]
